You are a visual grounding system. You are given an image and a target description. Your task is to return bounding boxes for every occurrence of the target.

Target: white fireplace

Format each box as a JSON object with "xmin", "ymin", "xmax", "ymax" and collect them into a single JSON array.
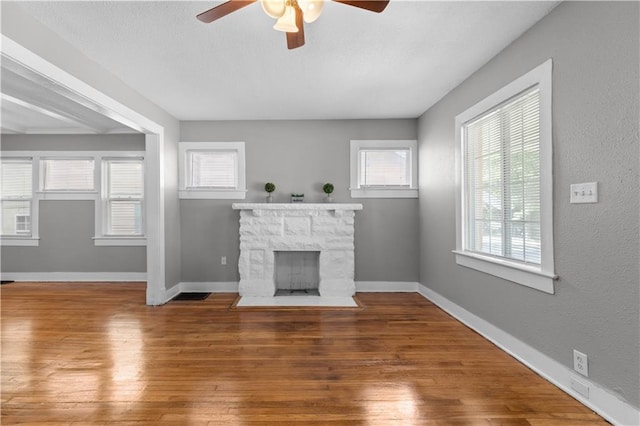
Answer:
[{"xmin": 231, "ymin": 203, "xmax": 363, "ymax": 301}]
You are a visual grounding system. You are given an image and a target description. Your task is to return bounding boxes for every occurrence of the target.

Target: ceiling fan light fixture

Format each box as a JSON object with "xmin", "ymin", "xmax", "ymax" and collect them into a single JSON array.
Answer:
[
  {"xmin": 273, "ymin": 4, "xmax": 299, "ymax": 32},
  {"xmin": 196, "ymin": 0, "xmax": 390, "ymax": 49},
  {"xmin": 298, "ymin": 0, "xmax": 324, "ymax": 23},
  {"xmin": 261, "ymin": 0, "xmax": 286, "ymax": 19}
]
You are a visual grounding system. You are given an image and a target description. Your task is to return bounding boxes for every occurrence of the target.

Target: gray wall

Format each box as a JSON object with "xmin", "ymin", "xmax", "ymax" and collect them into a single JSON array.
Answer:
[
  {"xmin": 417, "ymin": 1, "xmax": 639, "ymax": 408},
  {"xmin": 1, "ymin": 134, "xmax": 146, "ymax": 273},
  {"xmin": 180, "ymin": 120, "xmax": 419, "ymax": 283},
  {"xmin": 2, "ymin": 201, "xmax": 146, "ymax": 272},
  {"xmin": 2, "ymin": 2, "xmax": 182, "ymax": 292}
]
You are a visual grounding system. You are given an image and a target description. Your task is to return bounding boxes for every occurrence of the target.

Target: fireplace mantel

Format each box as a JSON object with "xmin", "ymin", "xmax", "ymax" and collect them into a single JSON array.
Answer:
[
  {"xmin": 232, "ymin": 203, "xmax": 363, "ymax": 300},
  {"xmin": 232, "ymin": 203, "xmax": 363, "ymax": 214}
]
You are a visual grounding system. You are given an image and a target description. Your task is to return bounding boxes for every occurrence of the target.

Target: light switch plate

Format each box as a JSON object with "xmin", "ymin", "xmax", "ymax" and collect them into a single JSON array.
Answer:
[{"xmin": 570, "ymin": 182, "xmax": 598, "ymax": 203}]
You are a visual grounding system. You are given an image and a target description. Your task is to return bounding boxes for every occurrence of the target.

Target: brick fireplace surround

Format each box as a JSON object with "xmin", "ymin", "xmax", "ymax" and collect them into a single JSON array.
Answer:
[{"xmin": 232, "ymin": 203, "xmax": 363, "ymax": 305}]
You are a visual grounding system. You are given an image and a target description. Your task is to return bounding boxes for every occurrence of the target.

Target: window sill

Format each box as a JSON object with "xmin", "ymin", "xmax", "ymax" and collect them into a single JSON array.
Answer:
[
  {"xmin": 37, "ymin": 191, "xmax": 98, "ymax": 200},
  {"xmin": 1, "ymin": 237, "xmax": 40, "ymax": 246},
  {"xmin": 350, "ymin": 188, "xmax": 418, "ymax": 199},
  {"xmin": 93, "ymin": 236, "xmax": 146, "ymax": 246},
  {"xmin": 179, "ymin": 189, "xmax": 247, "ymax": 200},
  {"xmin": 453, "ymin": 250, "xmax": 556, "ymax": 294}
]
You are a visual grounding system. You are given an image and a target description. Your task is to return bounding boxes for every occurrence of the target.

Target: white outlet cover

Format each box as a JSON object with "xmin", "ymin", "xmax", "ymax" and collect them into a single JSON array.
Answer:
[
  {"xmin": 570, "ymin": 182, "xmax": 598, "ymax": 203},
  {"xmin": 573, "ymin": 349, "xmax": 589, "ymax": 377}
]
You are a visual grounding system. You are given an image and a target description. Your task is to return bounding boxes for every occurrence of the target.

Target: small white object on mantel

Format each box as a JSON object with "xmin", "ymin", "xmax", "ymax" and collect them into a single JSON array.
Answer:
[{"xmin": 231, "ymin": 203, "xmax": 363, "ymax": 302}]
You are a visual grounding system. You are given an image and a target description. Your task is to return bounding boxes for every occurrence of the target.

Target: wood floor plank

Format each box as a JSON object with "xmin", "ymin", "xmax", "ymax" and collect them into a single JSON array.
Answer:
[{"xmin": 1, "ymin": 283, "xmax": 605, "ymax": 424}]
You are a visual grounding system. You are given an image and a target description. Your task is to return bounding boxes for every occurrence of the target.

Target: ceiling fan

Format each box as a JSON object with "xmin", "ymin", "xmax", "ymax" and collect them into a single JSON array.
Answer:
[{"xmin": 196, "ymin": 0, "xmax": 390, "ymax": 50}]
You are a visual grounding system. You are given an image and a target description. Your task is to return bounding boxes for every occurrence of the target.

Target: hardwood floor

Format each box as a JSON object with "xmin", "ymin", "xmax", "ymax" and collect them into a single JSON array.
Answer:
[{"xmin": 1, "ymin": 283, "xmax": 605, "ymax": 425}]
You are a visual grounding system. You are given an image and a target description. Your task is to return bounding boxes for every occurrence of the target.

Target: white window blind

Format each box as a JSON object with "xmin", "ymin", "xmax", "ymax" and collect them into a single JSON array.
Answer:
[
  {"xmin": 178, "ymin": 142, "xmax": 246, "ymax": 200},
  {"xmin": 106, "ymin": 159, "xmax": 143, "ymax": 236},
  {"xmin": 42, "ymin": 158, "xmax": 95, "ymax": 191},
  {"xmin": 1, "ymin": 159, "xmax": 33, "ymax": 236},
  {"xmin": 359, "ymin": 149, "xmax": 411, "ymax": 187},
  {"xmin": 188, "ymin": 150, "xmax": 238, "ymax": 189},
  {"xmin": 464, "ymin": 87, "xmax": 541, "ymax": 264}
]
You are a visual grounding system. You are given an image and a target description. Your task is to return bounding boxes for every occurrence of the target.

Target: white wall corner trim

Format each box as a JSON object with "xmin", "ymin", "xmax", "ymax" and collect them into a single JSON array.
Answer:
[
  {"xmin": 355, "ymin": 281, "xmax": 419, "ymax": 292},
  {"xmin": 1, "ymin": 35, "xmax": 167, "ymax": 307},
  {"xmin": 416, "ymin": 283, "xmax": 639, "ymax": 426},
  {"xmin": 0, "ymin": 272, "xmax": 147, "ymax": 282}
]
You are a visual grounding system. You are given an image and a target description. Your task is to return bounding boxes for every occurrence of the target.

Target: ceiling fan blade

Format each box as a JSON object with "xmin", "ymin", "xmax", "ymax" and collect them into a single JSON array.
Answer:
[
  {"xmin": 332, "ymin": 0, "xmax": 390, "ymax": 13},
  {"xmin": 286, "ymin": 4, "xmax": 305, "ymax": 49},
  {"xmin": 196, "ymin": 0, "xmax": 257, "ymax": 23}
]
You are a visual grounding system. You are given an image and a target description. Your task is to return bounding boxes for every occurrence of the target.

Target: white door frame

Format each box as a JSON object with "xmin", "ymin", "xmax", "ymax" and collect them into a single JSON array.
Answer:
[{"xmin": 1, "ymin": 35, "xmax": 166, "ymax": 305}]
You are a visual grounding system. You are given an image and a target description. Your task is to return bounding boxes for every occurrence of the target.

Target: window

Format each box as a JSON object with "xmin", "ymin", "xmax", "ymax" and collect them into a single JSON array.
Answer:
[
  {"xmin": 15, "ymin": 214, "xmax": 30, "ymax": 234},
  {"xmin": 189, "ymin": 150, "xmax": 237, "ymax": 188},
  {"xmin": 350, "ymin": 140, "xmax": 418, "ymax": 198},
  {"xmin": 94, "ymin": 154, "xmax": 146, "ymax": 246},
  {"xmin": 179, "ymin": 142, "xmax": 247, "ymax": 199},
  {"xmin": 454, "ymin": 59, "xmax": 555, "ymax": 294},
  {"xmin": 41, "ymin": 158, "xmax": 95, "ymax": 191},
  {"xmin": 1, "ymin": 151, "xmax": 145, "ymax": 247},
  {"xmin": 104, "ymin": 159, "xmax": 144, "ymax": 236},
  {"xmin": 1, "ymin": 158, "xmax": 36, "ymax": 243}
]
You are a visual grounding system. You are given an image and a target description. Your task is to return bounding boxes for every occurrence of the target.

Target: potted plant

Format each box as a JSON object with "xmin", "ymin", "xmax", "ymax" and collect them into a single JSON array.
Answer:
[
  {"xmin": 265, "ymin": 182, "xmax": 276, "ymax": 203},
  {"xmin": 322, "ymin": 183, "xmax": 334, "ymax": 203}
]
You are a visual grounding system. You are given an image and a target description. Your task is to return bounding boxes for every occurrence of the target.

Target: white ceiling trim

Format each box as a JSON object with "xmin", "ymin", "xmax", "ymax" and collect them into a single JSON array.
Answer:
[
  {"xmin": 1, "ymin": 35, "xmax": 142, "ymax": 134},
  {"xmin": 1, "ymin": 92, "xmax": 105, "ymax": 133}
]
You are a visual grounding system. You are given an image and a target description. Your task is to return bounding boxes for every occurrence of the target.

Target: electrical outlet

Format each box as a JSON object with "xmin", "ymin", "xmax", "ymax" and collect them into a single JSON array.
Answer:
[
  {"xmin": 573, "ymin": 350, "xmax": 589, "ymax": 377},
  {"xmin": 570, "ymin": 182, "xmax": 598, "ymax": 203},
  {"xmin": 221, "ymin": 256, "xmax": 227, "ymax": 265}
]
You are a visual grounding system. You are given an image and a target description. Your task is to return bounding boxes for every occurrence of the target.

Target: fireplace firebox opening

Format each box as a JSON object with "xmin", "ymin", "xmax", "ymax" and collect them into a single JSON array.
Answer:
[{"xmin": 274, "ymin": 251, "xmax": 320, "ymax": 296}]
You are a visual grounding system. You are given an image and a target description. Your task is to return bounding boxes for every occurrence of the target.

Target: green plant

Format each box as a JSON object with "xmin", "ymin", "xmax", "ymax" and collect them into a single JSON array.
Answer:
[
  {"xmin": 264, "ymin": 182, "xmax": 276, "ymax": 193},
  {"xmin": 322, "ymin": 183, "xmax": 334, "ymax": 194}
]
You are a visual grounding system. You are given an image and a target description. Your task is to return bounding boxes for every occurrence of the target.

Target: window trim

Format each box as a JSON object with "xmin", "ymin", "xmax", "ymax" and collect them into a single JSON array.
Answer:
[
  {"xmin": 349, "ymin": 140, "xmax": 418, "ymax": 199},
  {"xmin": 94, "ymin": 156, "xmax": 145, "ymax": 245},
  {"xmin": 0, "ymin": 151, "xmax": 146, "ymax": 247},
  {"xmin": 453, "ymin": 59, "xmax": 556, "ymax": 294},
  {"xmin": 94, "ymin": 153, "xmax": 146, "ymax": 246},
  {"xmin": 0, "ymin": 156, "xmax": 39, "ymax": 245},
  {"xmin": 178, "ymin": 142, "xmax": 247, "ymax": 200}
]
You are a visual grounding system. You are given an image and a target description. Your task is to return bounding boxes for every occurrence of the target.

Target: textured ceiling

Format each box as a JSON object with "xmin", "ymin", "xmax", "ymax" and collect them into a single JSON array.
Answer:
[{"xmin": 16, "ymin": 1, "xmax": 559, "ymax": 121}]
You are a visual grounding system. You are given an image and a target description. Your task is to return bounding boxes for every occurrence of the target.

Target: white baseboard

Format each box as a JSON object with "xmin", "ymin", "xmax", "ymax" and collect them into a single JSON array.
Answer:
[
  {"xmin": 356, "ymin": 281, "xmax": 419, "ymax": 292},
  {"xmin": 417, "ymin": 283, "xmax": 639, "ymax": 426},
  {"xmin": 163, "ymin": 282, "xmax": 181, "ymax": 303},
  {"xmin": 180, "ymin": 281, "xmax": 239, "ymax": 293},
  {"xmin": 168, "ymin": 281, "xmax": 417, "ymax": 296},
  {"xmin": 0, "ymin": 272, "xmax": 147, "ymax": 282},
  {"xmin": 161, "ymin": 281, "xmax": 239, "ymax": 304}
]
